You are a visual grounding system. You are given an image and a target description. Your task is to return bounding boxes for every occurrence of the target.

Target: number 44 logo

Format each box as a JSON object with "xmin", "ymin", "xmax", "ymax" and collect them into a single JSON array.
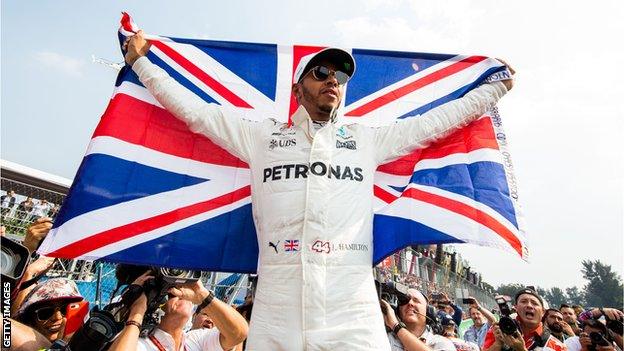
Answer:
[{"xmin": 311, "ymin": 240, "xmax": 331, "ymax": 254}]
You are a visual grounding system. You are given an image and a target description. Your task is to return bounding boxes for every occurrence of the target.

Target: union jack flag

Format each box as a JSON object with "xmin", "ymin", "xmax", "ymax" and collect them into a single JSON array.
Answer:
[
  {"xmin": 39, "ymin": 13, "xmax": 527, "ymax": 272},
  {"xmin": 284, "ymin": 240, "xmax": 300, "ymax": 252}
]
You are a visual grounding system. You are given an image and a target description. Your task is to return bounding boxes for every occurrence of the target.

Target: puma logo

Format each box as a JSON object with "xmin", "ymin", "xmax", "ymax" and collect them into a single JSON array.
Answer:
[{"xmin": 269, "ymin": 241, "xmax": 280, "ymax": 253}]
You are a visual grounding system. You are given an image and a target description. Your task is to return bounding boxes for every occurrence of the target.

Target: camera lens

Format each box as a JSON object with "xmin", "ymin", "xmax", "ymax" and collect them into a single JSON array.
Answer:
[{"xmin": 1, "ymin": 247, "xmax": 19, "ymax": 276}]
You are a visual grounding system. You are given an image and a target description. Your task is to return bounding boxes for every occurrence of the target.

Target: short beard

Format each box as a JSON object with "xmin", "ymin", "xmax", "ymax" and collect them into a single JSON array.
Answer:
[
  {"xmin": 301, "ymin": 84, "xmax": 338, "ymax": 117},
  {"xmin": 548, "ymin": 323, "xmax": 563, "ymax": 333}
]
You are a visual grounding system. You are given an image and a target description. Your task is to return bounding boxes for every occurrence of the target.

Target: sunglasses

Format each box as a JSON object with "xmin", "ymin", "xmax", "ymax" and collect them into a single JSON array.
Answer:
[
  {"xmin": 33, "ymin": 303, "xmax": 70, "ymax": 321},
  {"xmin": 305, "ymin": 66, "xmax": 350, "ymax": 85}
]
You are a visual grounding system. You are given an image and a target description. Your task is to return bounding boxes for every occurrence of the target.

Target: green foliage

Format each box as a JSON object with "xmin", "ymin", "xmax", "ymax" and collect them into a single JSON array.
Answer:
[
  {"xmin": 581, "ymin": 260, "xmax": 623, "ymax": 308},
  {"xmin": 565, "ymin": 286, "xmax": 584, "ymax": 306}
]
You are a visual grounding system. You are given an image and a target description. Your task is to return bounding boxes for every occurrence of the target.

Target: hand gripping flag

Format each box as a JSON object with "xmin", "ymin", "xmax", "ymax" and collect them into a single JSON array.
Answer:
[{"xmin": 39, "ymin": 13, "xmax": 528, "ymax": 272}]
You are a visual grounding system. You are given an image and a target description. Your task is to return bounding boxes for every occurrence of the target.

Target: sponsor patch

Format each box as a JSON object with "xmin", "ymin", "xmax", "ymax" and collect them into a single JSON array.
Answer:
[
  {"xmin": 336, "ymin": 140, "xmax": 356, "ymax": 150},
  {"xmin": 262, "ymin": 162, "xmax": 363, "ymax": 182}
]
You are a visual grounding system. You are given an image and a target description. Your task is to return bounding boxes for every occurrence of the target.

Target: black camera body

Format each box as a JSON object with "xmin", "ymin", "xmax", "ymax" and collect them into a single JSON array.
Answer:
[
  {"xmin": 606, "ymin": 317, "xmax": 623, "ymax": 335},
  {"xmin": 588, "ymin": 331, "xmax": 611, "ymax": 351},
  {"xmin": 377, "ymin": 280, "xmax": 410, "ymax": 312},
  {"xmin": 495, "ymin": 295, "xmax": 520, "ymax": 336}
]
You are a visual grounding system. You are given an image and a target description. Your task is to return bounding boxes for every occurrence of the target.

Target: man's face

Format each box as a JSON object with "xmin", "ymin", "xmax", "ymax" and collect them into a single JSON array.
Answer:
[
  {"xmin": 545, "ymin": 311, "xmax": 564, "ymax": 333},
  {"xmin": 470, "ymin": 307, "xmax": 485, "ymax": 325},
  {"xmin": 192, "ymin": 311, "xmax": 214, "ymax": 330},
  {"xmin": 163, "ymin": 296, "xmax": 193, "ymax": 319},
  {"xmin": 515, "ymin": 293, "xmax": 543, "ymax": 327},
  {"xmin": 398, "ymin": 289, "xmax": 427, "ymax": 325},
  {"xmin": 560, "ymin": 307, "xmax": 577, "ymax": 324},
  {"xmin": 293, "ymin": 61, "xmax": 345, "ymax": 120}
]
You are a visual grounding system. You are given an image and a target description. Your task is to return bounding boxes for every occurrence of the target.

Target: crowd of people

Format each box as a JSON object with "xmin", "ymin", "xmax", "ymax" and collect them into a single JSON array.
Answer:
[
  {"xmin": 3, "ymin": 219, "xmax": 622, "ymax": 351},
  {"xmin": 1, "ymin": 189, "xmax": 60, "ymax": 228}
]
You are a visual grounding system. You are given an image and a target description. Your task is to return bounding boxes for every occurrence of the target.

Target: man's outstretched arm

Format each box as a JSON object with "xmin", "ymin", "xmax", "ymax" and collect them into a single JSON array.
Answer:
[
  {"xmin": 125, "ymin": 31, "xmax": 256, "ymax": 162},
  {"xmin": 373, "ymin": 62, "xmax": 513, "ymax": 165}
]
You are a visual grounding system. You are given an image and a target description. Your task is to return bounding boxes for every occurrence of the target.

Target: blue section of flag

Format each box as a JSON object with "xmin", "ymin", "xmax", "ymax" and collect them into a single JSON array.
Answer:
[
  {"xmin": 102, "ymin": 204, "xmax": 258, "ymax": 273},
  {"xmin": 170, "ymin": 37, "xmax": 278, "ymax": 101},
  {"xmin": 53, "ymin": 154, "xmax": 208, "ymax": 229},
  {"xmin": 372, "ymin": 214, "xmax": 464, "ymax": 265},
  {"xmin": 346, "ymin": 49, "xmax": 455, "ymax": 106},
  {"xmin": 408, "ymin": 162, "xmax": 517, "ymax": 228}
]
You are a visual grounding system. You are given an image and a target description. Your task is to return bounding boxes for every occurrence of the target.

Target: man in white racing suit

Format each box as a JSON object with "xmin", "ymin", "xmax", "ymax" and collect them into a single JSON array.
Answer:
[{"xmin": 124, "ymin": 31, "xmax": 514, "ymax": 351}]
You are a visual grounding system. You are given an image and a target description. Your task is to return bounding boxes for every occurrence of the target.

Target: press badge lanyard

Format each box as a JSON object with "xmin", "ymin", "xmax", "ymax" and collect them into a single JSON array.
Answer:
[{"xmin": 149, "ymin": 335, "xmax": 187, "ymax": 351}]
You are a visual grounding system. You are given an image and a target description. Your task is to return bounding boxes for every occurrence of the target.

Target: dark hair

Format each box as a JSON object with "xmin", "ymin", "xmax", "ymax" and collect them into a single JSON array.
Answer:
[
  {"xmin": 560, "ymin": 304, "xmax": 571, "ymax": 309},
  {"xmin": 583, "ymin": 318, "xmax": 608, "ymax": 335},
  {"xmin": 542, "ymin": 308, "xmax": 562, "ymax": 322}
]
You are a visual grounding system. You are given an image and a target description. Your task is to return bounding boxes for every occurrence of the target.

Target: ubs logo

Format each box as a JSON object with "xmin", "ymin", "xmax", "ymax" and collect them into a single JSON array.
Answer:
[{"xmin": 269, "ymin": 138, "xmax": 297, "ymax": 150}]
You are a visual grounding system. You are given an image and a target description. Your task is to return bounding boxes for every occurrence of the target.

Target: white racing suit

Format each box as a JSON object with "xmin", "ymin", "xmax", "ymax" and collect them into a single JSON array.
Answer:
[{"xmin": 133, "ymin": 56, "xmax": 507, "ymax": 350}]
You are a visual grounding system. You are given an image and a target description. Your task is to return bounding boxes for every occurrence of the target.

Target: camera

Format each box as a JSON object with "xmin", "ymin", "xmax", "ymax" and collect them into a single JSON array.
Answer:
[
  {"xmin": 60, "ymin": 264, "xmax": 202, "ymax": 351},
  {"xmin": 495, "ymin": 295, "xmax": 520, "ymax": 336},
  {"xmin": 377, "ymin": 280, "xmax": 410, "ymax": 312},
  {"xmin": 605, "ymin": 317, "xmax": 623, "ymax": 335},
  {"xmin": 588, "ymin": 332, "xmax": 611, "ymax": 351},
  {"xmin": 1, "ymin": 236, "xmax": 30, "ymax": 284}
]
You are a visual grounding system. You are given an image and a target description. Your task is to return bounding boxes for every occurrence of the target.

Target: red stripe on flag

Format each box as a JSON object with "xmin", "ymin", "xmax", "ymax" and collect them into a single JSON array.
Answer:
[
  {"xmin": 345, "ymin": 56, "xmax": 488, "ymax": 117},
  {"xmin": 120, "ymin": 12, "xmax": 136, "ymax": 33},
  {"xmin": 47, "ymin": 186, "xmax": 252, "ymax": 259},
  {"xmin": 93, "ymin": 93, "xmax": 248, "ymax": 169},
  {"xmin": 150, "ymin": 40, "xmax": 253, "ymax": 109},
  {"xmin": 376, "ymin": 117, "xmax": 498, "ymax": 176},
  {"xmin": 402, "ymin": 187, "xmax": 522, "ymax": 256},
  {"xmin": 374, "ymin": 185, "xmax": 399, "ymax": 204}
]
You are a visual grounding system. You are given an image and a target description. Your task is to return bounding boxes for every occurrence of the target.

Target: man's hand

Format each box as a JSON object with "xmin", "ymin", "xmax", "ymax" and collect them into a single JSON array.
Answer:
[
  {"xmin": 599, "ymin": 308, "xmax": 624, "ymax": 321},
  {"xmin": 560, "ymin": 320, "xmax": 575, "ymax": 336},
  {"xmin": 168, "ymin": 279, "xmax": 210, "ymax": 305},
  {"xmin": 128, "ymin": 271, "xmax": 154, "ymax": 318},
  {"xmin": 468, "ymin": 296, "xmax": 481, "ymax": 310},
  {"xmin": 492, "ymin": 324, "xmax": 506, "ymax": 344},
  {"xmin": 501, "ymin": 332, "xmax": 527, "ymax": 351},
  {"xmin": 23, "ymin": 217, "xmax": 52, "ymax": 252},
  {"xmin": 496, "ymin": 58, "xmax": 515, "ymax": 91},
  {"xmin": 123, "ymin": 30, "xmax": 151, "ymax": 66},
  {"xmin": 380, "ymin": 299, "xmax": 400, "ymax": 329}
]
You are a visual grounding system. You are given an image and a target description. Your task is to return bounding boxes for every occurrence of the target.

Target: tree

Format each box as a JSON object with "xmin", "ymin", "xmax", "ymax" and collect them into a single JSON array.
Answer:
[
  {"xmin": 565, "ymin": 286, "xmax": 584, "ymax": 306},
  {"xmin": 496, "ymin": 283, "xmax": 526, "ymax": 298},
  {"xmin": 581, "ymin": 260, "xmax": 623, "ymax": 308},
  {"xmin": 544, "ymin": 287, "xmax": 567, "ymax": 307}
]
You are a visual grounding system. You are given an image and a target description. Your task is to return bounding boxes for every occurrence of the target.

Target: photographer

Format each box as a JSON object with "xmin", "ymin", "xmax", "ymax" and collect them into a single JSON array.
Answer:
[
  {"xmin": 381, "ymin": 288, "xmax": 455, "ymax": 351},
  {"xmin": 108, "ymin": 272, "xmax": 248, "ymax": 351},
  {"xmin": 483, "ymin": 288, "xmax": 566, "ymax": 351},
  {"xmin": 463, "ymin": 297, "xmax": 497, "ymax": 348},
  {"xmin": 564, "ymin": 319, "xmax": 618, "ymax": 351},
  {"xmin": 577, "ymin": 308, "xmax": 623, "ymax": 350}
]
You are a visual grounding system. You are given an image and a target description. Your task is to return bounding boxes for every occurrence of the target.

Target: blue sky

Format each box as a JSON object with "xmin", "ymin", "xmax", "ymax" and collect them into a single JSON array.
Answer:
[{"xmin": 2, "ymin": 0, "xmax": 623, "ymax": 290}]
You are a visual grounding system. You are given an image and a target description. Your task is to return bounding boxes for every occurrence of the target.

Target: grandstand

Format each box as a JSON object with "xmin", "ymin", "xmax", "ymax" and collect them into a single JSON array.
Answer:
[{"xmin": 1, "ymin": 159, "xmax": 495, "ymax": 309}]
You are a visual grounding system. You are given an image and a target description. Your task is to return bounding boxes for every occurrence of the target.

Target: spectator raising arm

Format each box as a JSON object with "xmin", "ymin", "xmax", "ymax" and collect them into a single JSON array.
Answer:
[{"xmin": 169, "ymin": 279, "xmax": 249, "ymax": 350}]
